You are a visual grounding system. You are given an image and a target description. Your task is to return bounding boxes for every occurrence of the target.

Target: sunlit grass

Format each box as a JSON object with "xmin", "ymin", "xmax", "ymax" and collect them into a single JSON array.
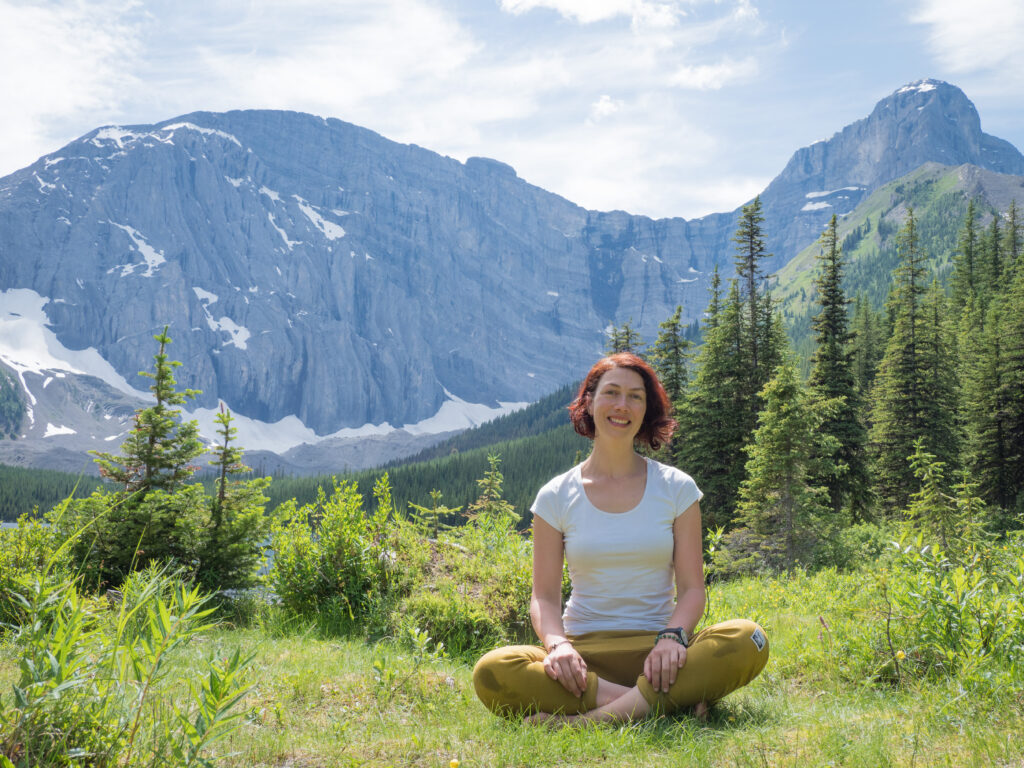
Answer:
[{"xmin": 5, "ymin": 566, "xmax": 1019, "ymax": 767}]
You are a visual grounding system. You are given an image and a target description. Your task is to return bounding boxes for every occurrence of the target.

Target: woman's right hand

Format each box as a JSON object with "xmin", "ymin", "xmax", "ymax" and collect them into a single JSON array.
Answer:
[{"xmin": 543, "ymin": 640, "xmax": 588, "ymax": 697}]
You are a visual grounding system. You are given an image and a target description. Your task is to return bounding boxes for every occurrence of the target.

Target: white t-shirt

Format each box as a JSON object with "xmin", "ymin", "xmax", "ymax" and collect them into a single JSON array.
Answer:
[{"xmin": 531, "ymin": 457, "xmax": 703, "ymax": 635}]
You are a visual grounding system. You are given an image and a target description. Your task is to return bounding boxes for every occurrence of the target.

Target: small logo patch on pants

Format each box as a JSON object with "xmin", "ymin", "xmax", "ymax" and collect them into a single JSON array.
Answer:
[{"xmin": 750, "ymin": 627, "xmax": 766, "ymax": 651}]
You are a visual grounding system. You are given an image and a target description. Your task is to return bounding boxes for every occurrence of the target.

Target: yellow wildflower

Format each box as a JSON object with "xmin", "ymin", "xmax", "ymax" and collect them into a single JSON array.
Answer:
[{"xmin": 895, "ymin": 650, "xmax": 906, "ymax": 661}]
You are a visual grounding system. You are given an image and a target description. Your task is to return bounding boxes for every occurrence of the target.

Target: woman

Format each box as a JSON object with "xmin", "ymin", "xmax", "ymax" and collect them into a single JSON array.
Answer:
[{"xmin": 473, "ymin": 353, "xmax": 768, "ymax": 724}]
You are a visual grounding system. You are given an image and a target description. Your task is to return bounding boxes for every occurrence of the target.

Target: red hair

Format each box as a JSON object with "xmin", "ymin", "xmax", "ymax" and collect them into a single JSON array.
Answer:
[{"xmin": 568, "ymin": 353, "xmax": 676, "ymax": 450}]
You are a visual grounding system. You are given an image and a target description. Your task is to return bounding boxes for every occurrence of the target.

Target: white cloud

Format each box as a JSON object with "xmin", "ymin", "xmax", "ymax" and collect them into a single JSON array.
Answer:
[
  {"xmin": 0, "ymin": 0, "xmax": 143, "ymax": 174},
  {"xmin": 911, "ymin": 0, "xmax": 1024, "ymax": 75},
  {"xmin": 589, "ymin": 94, "xmax": 622, "ymax": 119},
  {"xmin": 500, "ymin": 0, "xmax": 684, "ymax": 26},
  {"xmin": 0, "ymin": 0, "xmax": 783, "ymax": 219},
  {"xmin": 670, "ymin": 56, "xmax": 758, "ymax": 90}
]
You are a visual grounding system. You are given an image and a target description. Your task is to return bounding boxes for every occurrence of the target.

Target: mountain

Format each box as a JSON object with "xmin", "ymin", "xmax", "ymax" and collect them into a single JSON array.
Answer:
[
  {"xmin": 1, "ymin": 79, "xmax": 1022, "ymax": 471},
  {"xmin": 775, "ymin": 161, "xmax": 1024, "ymax": 367}
]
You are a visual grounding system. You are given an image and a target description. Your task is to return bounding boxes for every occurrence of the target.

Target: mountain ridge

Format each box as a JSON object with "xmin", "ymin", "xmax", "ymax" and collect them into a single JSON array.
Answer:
[{"xmin": 2, "ymin": 79, "xmax": 1022, "ymax": 471}]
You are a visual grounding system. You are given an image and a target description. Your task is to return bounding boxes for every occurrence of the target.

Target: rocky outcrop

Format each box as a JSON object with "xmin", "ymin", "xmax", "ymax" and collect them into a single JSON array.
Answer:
[{"xmin": 1, "ymin": 80, "xmax": 1021, "ymax": 446}]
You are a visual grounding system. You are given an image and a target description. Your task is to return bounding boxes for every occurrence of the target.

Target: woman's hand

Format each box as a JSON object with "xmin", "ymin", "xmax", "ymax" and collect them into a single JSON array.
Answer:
[
  {"xmin": 644, "ymin": 637, "xmax": 687, "ymax": 693},
  {"xmin": 543, "ymin": 641, "xmax": 588, "ymax": 697}
]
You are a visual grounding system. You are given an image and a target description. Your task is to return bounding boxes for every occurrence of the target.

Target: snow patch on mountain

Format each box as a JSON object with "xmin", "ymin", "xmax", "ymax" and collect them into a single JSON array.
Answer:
[
  {"xmin": 0, "ymin": 289, "xmax": 151, "ymax": 402},
  {"xmin": 109, "ymin": 223, "xmax": 166, "ymax": 276},
  {"xmin": 805, "ymin": 187, "xmax": 863, "ymax": 199},
  {"xmin": 160, "ymin": 122, "xmax": 242, "ymax": 147},
  {"xmin": 295, "ymin": 199, "xmax": 346, "ymax": 240},
  {"xmin": 190, "ymin": 394, "xmax": 528, "ymax": 452}
]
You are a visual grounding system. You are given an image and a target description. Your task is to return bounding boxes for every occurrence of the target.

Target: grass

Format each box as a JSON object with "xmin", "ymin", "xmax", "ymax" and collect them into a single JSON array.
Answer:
[{"xmin": 4, "ymin": 569, "xmax": 1021, "ymax": 767}]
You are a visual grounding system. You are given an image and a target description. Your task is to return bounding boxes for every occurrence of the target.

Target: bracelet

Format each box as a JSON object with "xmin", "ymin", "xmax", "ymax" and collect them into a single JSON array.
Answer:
[
  {"xmin": 547, "ymin": 639, "xmax": 572, "ymax": 653},
  {"xmin": 656, "ymin": 627, "xmax": 690, "ymax": 647}
]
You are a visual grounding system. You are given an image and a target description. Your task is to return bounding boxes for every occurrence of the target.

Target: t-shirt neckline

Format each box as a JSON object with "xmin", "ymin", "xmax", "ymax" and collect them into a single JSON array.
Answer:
[{"xmin": 575, "ymin": 457, "xmax": 651, "ymax": 515}]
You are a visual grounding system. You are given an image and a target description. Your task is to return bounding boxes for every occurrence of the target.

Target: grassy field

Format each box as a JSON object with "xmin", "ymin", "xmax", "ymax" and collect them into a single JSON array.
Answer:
[{"xmin": 5, "ymin": 567, "xmax": 1020, "ymax": 768}]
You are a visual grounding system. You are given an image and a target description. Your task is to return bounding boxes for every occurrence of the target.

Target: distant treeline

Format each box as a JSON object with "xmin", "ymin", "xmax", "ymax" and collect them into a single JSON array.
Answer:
[
  {"xmin": 0, "ymin": 465, "xmax": 107, "ymax": 521},
  {"xmin": 258, "ymin": 423, "xmax": 590, "ymax": 527}
]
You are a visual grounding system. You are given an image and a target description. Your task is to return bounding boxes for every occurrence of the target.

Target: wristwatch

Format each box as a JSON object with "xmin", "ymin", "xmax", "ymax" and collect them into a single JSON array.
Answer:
[{"xmin": 656, "ymin": 627, "xmax": 690, "ymax": 647}]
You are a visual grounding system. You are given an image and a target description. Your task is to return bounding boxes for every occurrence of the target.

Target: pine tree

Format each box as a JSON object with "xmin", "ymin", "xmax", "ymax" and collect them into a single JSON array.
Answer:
[
  {"xmin": 677, "ymin": 281, "xmax": 751, "ymax": 528},
  {"xmin": 466, "ymin": 453, "xmax": 519, "ymax": 529},
  {"xmin": 724, "ymin": 361, "xmax": 838, "ymax": 573},
  {"xmin": 648, "ymin": 305, "xmax": 692, "ymax": 461},
  {"xmin": 980, "ymin": 213, "xmax": 1003, "ymax": 305},
  {"xmin": 950, "ymin": 200, "xmax": 980, "ymax": 311},
  {"xmin": 918, "ymin": 279, "xmax": 959, "ymax": 468},
  {"xmin": 807, "ymin": 215, "xmax": 871, "ymax": 520},
  {"xmin": 959, "ymin": 295, "xmax": 1012, "ymax": 512},
  {"xmin": 733, "ymin": 196, "xmax": 772, "ymax": 381},
  {"xmin": 91, "ymin": 327, "xmax": 204, "ymax": 495},
  {"xmin": 606, "ymin": 319, "xmax": 643, "ymax": 354},
  {"xmin": 198, "ymin": 403, "xmax": 271, "ymax": 591},
  {"xmin": 850, "ymin": 294, "xmax": 884, "ymax": 397},
  {"xmin": 995, "ymin": 265, "xmax": 1024, "ymax": 516},
  {"xmin": 649, "ymin": 305, "xmax": 691, "ymax": 405},
  {"xmin": 1004, "ymin": 199, "xmax": 1021, "ymax": 275},
  {"xmin": 705, "ymin": 265, "xmax": 722, "ymax": 332},
  {"xmin": 869, "ymin": 209, "xmax": 944, "ymax": 511}
]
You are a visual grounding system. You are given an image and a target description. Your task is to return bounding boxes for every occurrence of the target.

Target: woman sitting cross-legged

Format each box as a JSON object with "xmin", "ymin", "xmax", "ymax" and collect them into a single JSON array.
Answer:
[{"xmin": 472, "ymin": 353, "xmax": 769, "ymax": 725}]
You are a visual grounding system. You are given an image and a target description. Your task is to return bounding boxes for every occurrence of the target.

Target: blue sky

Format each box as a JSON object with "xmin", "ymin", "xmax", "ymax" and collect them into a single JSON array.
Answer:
[{"xmin": 1, "ymin": 0, "xmax": 1022, "ymax": 219}]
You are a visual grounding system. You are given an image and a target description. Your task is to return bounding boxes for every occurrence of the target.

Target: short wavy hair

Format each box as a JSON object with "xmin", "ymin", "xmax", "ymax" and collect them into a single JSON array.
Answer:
[{"xmin": 568, "ymin": 353, "xmax": 676, "ymax": 450}]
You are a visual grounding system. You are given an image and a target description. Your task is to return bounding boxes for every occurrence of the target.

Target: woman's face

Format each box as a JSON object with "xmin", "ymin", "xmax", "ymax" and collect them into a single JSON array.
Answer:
[{"xmin": 590, "ymin": 366, "xmax": 646, "ymax": 443}]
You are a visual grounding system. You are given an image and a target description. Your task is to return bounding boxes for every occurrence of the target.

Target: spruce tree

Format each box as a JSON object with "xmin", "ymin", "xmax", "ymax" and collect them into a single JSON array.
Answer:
[
  {"xmin": 980, "ymin": 214, "xmax": 1003, "ymax": 305},
  {"xmin": 1004, "ymin": 199, "xmax": 1021, "ymax": 275},
  {"xmin": 649, "ymin": 305, "xmax": 692, "ymax": 461},
  {"xmin": 960, "ymin": 295, "xmax": 1012, "ymax": 513},
  {"xmin": 91, "ymin": 326, "xmax": 204, "ymax": 494},
  {"xmin": 732, "ymin": 196, "xmax": 772, "ymax": 380},
  {"xmin": 725, "ymin": 361, "xmax": 837, "ymax": 573},
  {"xmin": 705, "ymin": 265, "xmax": 722, "ymax": 332},
  {"xmin": 869, "ymin": 209, "xmax": 941, "ymax": 511},
  {"xmin": 950, "ymin": 200, "xmax": 979, "ymax": 311},
  {"xmin": 995, "ymin": 265, "xmax": 1024, "ymax": 516},
  {"xmin": 807, "ymin": 215, "xmax": 871, "ymax": 520},
  {"xmin": 918, "ymin": 279, "xmax": 959, "ymax": 468},
  {"xmin": 606, "ymin": 319, "xmax": 643, "ymax": 354},
  {"xmin": 677, "ymin": 281, "xmax": 750, "ymax": 528},
  {"xmin": 850, "ymin": 294, "xmax": 884, "ymax": 397}
]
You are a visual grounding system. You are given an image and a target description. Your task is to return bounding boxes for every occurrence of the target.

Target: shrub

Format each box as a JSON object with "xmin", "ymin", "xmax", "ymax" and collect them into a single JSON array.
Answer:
[
  {"xmin": 0, "ymin": 566, "xmax": 252, "ymax": 767},
  {"xmin": 266, "ymin": 475, "xmax": 416, "ymax": 633},
  {"xmin": 877, "ymin": 529, "xmax": 1024, "ymax": 685},
  {"xmin": 397, "ymin": 587, "xmax": 501, "ymax": 657},
  {"xmin": 0, "ymin": 510, "xmax": 70, "ymax": 629}
]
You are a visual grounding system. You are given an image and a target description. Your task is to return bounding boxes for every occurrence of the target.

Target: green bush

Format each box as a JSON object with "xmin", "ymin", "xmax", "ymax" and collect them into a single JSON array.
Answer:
[
  {"xmin": 0, "ymin": 512, "xmax": 69, "ymax": 629},
  {"xmin": 266, "ymin": 475, "xmax": 418, "ymax": 633},
  {"xmin": 0, "ymin": 566, "xmax": 252, "ymax": 767},
  {"xmin": 878, "ymin": 529, "xmax": 1024, "ymax": 685},
  {"xmin": 397, "ymin": 587, "xmax": 502, "ymax": 657}
]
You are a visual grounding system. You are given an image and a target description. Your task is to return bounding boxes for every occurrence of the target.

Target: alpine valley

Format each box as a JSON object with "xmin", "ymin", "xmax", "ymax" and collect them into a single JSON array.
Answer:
[{"xmin": 2, "ymin": 79, "xmax": 1023, "ymax": 473}]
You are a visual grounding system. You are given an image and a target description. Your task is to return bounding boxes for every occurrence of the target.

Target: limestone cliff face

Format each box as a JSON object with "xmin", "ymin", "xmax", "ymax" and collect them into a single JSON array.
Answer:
[
  {"xmin": 1, "ymin": 80, "xmax": 1021, "ymax": 438},
  {"xmin": 757, "ymin": 79, "xmax": 1024, "ymax": 263}
]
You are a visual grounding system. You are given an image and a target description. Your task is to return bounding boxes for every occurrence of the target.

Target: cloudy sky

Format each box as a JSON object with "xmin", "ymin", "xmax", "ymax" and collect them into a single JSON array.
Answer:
[{"xmin": 1, "ymin": 0, "xmax": 1022, "ymax": 219}]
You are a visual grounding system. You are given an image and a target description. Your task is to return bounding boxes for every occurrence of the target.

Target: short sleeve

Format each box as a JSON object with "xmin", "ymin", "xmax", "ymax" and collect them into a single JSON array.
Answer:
[
  {"xmin": 673, "ymin": 472, "xmax": 703, "ymax": 518},
  {"xmin": 530, "ymin": 477, "xmax": 566, "ymax": 531}
]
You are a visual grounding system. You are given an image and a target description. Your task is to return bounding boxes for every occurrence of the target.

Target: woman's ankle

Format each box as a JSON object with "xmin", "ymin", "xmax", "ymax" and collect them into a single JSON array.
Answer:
[{"xmin": 594, "ymin": 678, "xmax": 631, "ymax": 707}]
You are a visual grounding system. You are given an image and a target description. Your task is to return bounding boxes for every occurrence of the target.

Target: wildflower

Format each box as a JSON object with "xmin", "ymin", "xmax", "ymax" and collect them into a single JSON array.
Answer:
[
  {"xmin": 895, "ymin": 650, "xmax": 906, "ymax": 661},
  {"xmin": 450, "ymin": 760, "xmax": 461, "ymax": 768}
]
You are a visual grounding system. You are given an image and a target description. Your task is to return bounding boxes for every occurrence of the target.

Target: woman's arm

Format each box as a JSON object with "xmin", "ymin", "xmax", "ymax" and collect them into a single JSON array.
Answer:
[
  {"xmin": 531, "ymin": 515, "xmax": 588, "ymax": 696},
  {"xmin": 644, "ymin": 500, "xmax": 705, "ymax": 693}
]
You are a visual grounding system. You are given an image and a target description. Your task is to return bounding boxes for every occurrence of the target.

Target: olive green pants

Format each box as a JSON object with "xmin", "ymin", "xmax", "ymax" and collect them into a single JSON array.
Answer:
[{"xmin": 473, "ymin": 619, "xmax": 768, "ymax": 716}]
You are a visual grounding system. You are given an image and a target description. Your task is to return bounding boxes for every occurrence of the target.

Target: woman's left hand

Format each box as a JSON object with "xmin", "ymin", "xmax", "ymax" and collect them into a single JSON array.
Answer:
[{"xmin": 644, "ymin": 638, "xmax": 687, "ymax": 693}]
